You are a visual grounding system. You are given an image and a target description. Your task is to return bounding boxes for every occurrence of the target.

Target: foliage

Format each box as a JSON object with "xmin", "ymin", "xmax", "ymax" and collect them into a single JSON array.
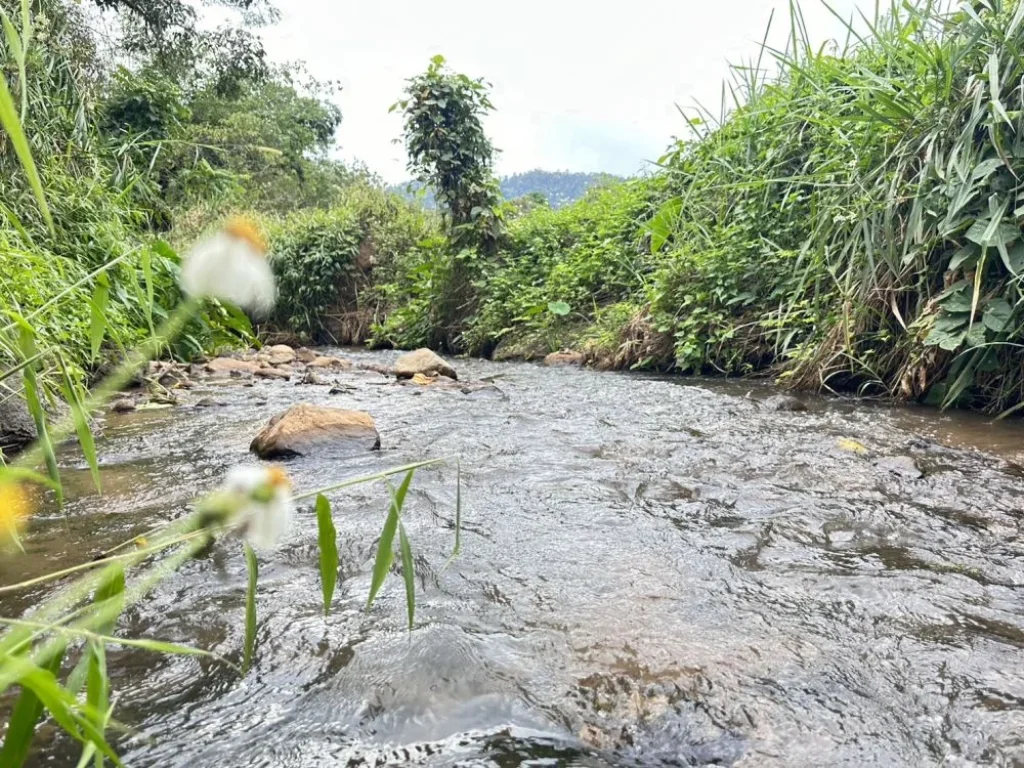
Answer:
[
  {"xmin": 390, "ymin": 56, "xmax": 504, "ymax": 348},
  {"xmin": 461, "ymin": 180, "xmax": 657, "ymax": 356},
  {"xmin": 266, "ymin": 183, "xmax": 436, "ymax": 342},
  {"xmin": 376, "ymin": 0, "xmax": 1024, "ymax": 415},
  {"xmin": 392, "ymin": 55, "xmax": 502, "ymax": 249}
]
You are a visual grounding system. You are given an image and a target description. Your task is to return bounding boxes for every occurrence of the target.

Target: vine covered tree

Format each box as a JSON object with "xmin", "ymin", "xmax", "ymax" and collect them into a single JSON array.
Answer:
[
  {"xmin": 392, "ymin": 54, "xmax": 502, "ymax": 251},
  {"xmin": 392, "ymin": 55, "xmax": 503, "ymax": 347}
]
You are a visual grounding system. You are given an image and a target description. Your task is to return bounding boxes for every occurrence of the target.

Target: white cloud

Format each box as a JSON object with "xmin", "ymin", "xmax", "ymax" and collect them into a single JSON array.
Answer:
[{"xmin": 257, "ymin": 0, "xmax": 870, "ymax": 182}]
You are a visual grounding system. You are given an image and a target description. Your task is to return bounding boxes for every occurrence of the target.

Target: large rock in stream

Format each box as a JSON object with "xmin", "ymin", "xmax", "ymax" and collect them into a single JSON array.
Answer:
[
  {"xmin": 250, "ymin": 404, "xmax": 380, "ymax": 459},
  {"xmin": 0, "ymin": 392, "xmax": 37, "ymax": 455},
  {"xmin": 206, "ymin": 357, "xmax": 260, "ymax": 375},
  {"xmin": 264, "ymin": 344, "xmax": 297, "ymax": 366},
  {"xmin": 395, "ymin": 349, "xmax": 457, "ymax": 381}
]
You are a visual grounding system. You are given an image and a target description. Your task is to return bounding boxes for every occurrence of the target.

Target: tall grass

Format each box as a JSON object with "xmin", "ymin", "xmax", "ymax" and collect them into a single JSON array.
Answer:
[
  {"xmin": 376, "ymin": 0, "xmax": 1024, "ymax": 414},
  {"xmin": 651, "ymin": 0, "xmax": 1024, "ymax": 412}
]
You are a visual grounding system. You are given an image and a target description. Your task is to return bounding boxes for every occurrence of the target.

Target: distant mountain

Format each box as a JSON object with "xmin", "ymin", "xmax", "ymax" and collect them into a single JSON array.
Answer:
[
  {"xmin": 500, "ymin": 170, "xmax": 623, "ymax": 208},
  {"xmin": 389, "ymin": 169, "xmax": 624, "ymax": 210}
]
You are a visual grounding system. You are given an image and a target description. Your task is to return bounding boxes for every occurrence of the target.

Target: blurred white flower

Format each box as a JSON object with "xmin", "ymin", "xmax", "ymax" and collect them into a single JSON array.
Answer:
[
  {"xmin": 180, "ymin": 217, "xmax": 276, "ymax": 313},
  {"xmin": 222, "ymin": 465, "xmax": 294, "ymax": 551}
]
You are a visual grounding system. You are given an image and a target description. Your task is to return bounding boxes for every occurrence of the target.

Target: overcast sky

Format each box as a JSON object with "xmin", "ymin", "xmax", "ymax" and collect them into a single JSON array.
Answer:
[{"xmin": 253, "ymin": 1, "xmax": 871, "ymax": 183}]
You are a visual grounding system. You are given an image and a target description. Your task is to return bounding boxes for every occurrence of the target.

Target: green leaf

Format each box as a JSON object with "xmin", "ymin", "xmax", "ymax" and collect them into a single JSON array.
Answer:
[
  {"xmin": 964, "ymin": 322, "xmax": 987, "ymax": 348},
  {"xmin": 149, "ymin": 239, "xmax": 178, "ymax": 264},
  {"xmin": 85, "ymin": 641, "xmax": 109, "ymax": 768},
  {"xmin": 19, "ymin": 328, "xmax": 62, "ymax": 508},
  {"xmin": 366, "ymin": 470, "xmax": 415, "ymax": 610},
  {"xmin": 398, "ymin": 521, "xmax": 415, "ymax": 631},
  {"xmin": 315, "ymin": 494, "xmax": 338, "ymax": 617},
  {"xmin": 547, "ymin": 301, "xmax": 571, "ymax": 317},
  {"xmin": 648, "ymin": 197, "xmax": 682, "ymax": 252},
  {"xmin": 997, "ymin": 242, "xmax": 1024, "ymax": 276},
  {"xmin": 948, "ymin": 244, "xmax": 979, "ymax": 271},
  {"xmin": 0, "ymin": 649, "xmax": 65, "ymax": 767},
  {"xmin": 983, "ymin": 299, "xmax": 1013, "ymax": 333},
  {"xmin": 965, "ymin": 218, "xmax": 1018, "ymax": 249},
  {"xmin": 0, "ymin": 70, "xmax": 53, "ymax": 232},
  {"xmin": 140, "ymin": 249, "xmax": 155, "ymax": 331},
  {"xmin": 89, "ymin": 275, "xmax": 110, "ymax": 363},
  {"xmin": 94, "ymin": 564, "xmax": 125, "ymax": 636},
  {"xmin": 242, "ymin": 544, "xmax": 258, "ymax": 674},
  {"xmin": 15, "ymin": 662, "xmax": 123, "ymax": 767},
  {"xmin": 57, "ymin": 354, "xmax": 101, "ymax": 493}
]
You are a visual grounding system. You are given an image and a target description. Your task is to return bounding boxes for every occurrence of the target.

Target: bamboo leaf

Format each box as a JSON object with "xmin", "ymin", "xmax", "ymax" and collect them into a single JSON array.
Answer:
[
  {"xmin": 19, "ymin": 327, "xmax": 62, "ymax": 507},
  {"xmin": 398, "ymin": 521, "xmax": 415, "ymax": 631},
  {"xmin": 242, "ymin": 543, "xmax": 257, "ymax": 674},
  {"xmin": 15, "ymin": 662, "xmax": 123, "ymax": 767},
  {"xmin": 57, "ymin": 354, "xmax": 101, "ymax": 493},
  {"xmin": 315, "ymin": 494, "xmax": 338, "ymax": 616},
  {"xmin": 0, "ymin": 71, "xmax": 53, "ymax": 232},
  {"xmin": 366, "ymin": 470, "xmax": 415, "ymax": 610},
  {"xmin": 85, "ymin": 641, "xmax": 108, "ymax": 768},
  {"xmin": 89, "ymin": 275, "xmax": 110, "ymax": 362},
  {"xmin": 0, "ymin": 648, "xmax": 65, "ymax": 767}
]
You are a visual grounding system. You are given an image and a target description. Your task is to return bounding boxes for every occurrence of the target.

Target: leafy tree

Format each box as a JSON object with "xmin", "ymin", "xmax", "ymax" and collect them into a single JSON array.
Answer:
[
  {"xmin": 392, "ymin": 55, "xmax": 503, "ymax": 347},
  {"xmin": 392, "ymin": 55, "xmax": 501, "ymax": 251}
]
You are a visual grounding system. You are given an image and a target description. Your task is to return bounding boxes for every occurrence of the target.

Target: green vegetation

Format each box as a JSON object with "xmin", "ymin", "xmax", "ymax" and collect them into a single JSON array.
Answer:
[{"xmin": 374, "ymin": 0, "xmax": 1024, "ymax": 415}]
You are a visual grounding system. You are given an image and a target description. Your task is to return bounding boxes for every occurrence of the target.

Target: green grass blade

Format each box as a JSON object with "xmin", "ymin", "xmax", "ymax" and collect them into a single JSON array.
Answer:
[
  {"xmin": 57, "ymin": 354, "xmax": 101, "ymax": 493},
  {"xmin": 140, "ymin": 248, "xmax": 155, "ymax": 333},
  {"xmin": 85, "ymin": 641, "xmax": 108, "ymax": 768},
  {"xmin": 15, "ymin": 662, "xmax": 123, "ymax": 767},
  {"xmin": 366, "ymin": 470, "xmax": 415, "ymax": 610},
  {"xmin": 89, "ymin": 275, "xmax": 110, "ymax": 363},
  {"xmin": 18, "ymin": 327, "xmax": 62, "ymax": 507},
  {"xmin": 397, "ymin": 520, "xmax": 415, "ymax": 630},
  {"xmin": 242, "ymin": 543, "xmax": 257, "ymax": 674},
  {"xmin": 0, "ymin": 71, "xmax": 53, "ymax": 233},
  {"xmin": 315, "ymin": 494, "xmax": 338, "ymax": 616},
  {"xmin": 0, "ymin": 648, "xmax": 65, "ymax": 767},
  {"xmin": 0, "ymin": 9, "xmax": 26, "ymax": 121}
]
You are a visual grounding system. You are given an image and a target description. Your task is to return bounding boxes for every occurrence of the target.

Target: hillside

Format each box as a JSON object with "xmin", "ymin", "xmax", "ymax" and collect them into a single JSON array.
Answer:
[{"xmin": 391, "ymin": 169, "xmax": 624, "ymax": 210}]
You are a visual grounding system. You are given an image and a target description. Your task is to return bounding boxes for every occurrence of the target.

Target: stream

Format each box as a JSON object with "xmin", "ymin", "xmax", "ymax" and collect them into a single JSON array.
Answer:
[{"xmin": 5, "ymin": 349, "xmax": 1024, "ymax": 767}]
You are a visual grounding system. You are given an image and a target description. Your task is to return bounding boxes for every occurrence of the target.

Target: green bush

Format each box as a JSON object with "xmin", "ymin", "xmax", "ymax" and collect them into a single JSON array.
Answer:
[{"xmin": 266, "ymin": 185, "xmax": 436, "ymax": 343}]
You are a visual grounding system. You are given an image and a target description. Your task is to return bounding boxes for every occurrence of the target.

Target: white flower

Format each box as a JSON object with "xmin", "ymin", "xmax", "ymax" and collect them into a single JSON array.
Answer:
[
  {"xmin": 180, "ymin": 217, "xmax": 276, "ymax": 313},
  {"xmin": 222, "ymin": 465, "xmax": 294, "ymax": 551}
]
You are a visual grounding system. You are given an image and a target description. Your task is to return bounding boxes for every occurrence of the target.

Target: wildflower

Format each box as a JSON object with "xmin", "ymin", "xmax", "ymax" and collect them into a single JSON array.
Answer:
[
  {"xmin": 220, "ymin": 465, "xmax": 294, "ymax": 551},
  {"xmin": 180, "ymin": 217, "xmax": 276, "ymax": 313},
  {"xmin": 0, "ymin": 481, "xmax": 33, "ymax": 545}
]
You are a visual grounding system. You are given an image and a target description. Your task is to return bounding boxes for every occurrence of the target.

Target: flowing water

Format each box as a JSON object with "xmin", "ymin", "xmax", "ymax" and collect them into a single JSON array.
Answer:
[{"xmin": 6, "ymin": 350, "xmax": 1024, "ymax": 767}]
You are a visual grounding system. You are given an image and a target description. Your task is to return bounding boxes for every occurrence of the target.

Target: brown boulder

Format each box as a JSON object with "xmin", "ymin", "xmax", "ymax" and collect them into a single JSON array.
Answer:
[
  {"xmin": 206, "ymin": 358, "xmax": 260, "ymax": 375},
  {"xmin": 109, "ymin": 398, "xmax": 136, "ymax": 414},
  {"xmin": 544, "ymin": 351, "xmax": 586, "ymax": 367},
  {"xmin": 255, "ymin": 367, "xmax": 292, "ymax": 381},
  {"xmin": 394, "ymin": 349, "xmax": 457, "ymax": 381},
  {"xmin": 265, "ymin": 344, "xmax": 297, "ymax": 366},
  {"xmin": 309, "ymin": 355, "xmax": 352, "ymax": 370},
  {"xmin": 295, "ymin": 347, "xmax": 318, "ymax": 364},
  {"xmin": 251, "ymin": 404, "xmax": 380, "ymax": 459}
]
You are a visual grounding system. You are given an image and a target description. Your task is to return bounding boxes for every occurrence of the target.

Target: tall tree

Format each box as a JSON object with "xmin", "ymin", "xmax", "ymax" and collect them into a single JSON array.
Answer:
[{"xmin": 393, "ymin": 55, "xmax": 503, "ymax": 347}]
